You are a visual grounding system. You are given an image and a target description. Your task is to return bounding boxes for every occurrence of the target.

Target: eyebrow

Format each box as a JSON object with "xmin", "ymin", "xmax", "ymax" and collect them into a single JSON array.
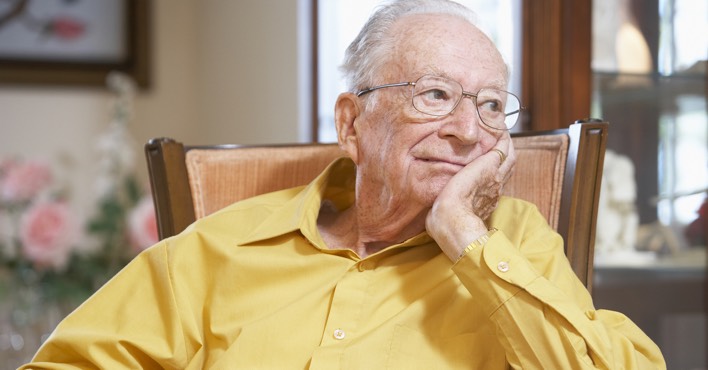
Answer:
[
  {"xmin": 418, "ymin": 68, "xmax": 509, "ymax": 90},
  {"xmin": 484, "ymin": 78, "xmax": 508, "ymax": 90}
]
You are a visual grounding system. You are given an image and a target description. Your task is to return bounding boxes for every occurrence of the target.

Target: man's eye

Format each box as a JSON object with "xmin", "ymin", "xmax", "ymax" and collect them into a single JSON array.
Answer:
[
  {"xmin": 479, "ymin": 99, "xmax": 502, "ymax": 112},
  {"xmin": 421, "ymin": 89, "xmax": 449, "ymax": 101}
]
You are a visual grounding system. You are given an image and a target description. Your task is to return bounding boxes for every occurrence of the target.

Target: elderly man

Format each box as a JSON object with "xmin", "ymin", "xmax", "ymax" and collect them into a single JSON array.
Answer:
[{"xmin": 24, "ymin": 0, "xmax": 664, "ymax": 369}]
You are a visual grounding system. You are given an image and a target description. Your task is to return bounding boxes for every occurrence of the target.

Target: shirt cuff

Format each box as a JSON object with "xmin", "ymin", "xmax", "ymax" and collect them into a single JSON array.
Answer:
[{"xmin": 452, "ymin": 230, "xmax": 542, "ymax": 316}]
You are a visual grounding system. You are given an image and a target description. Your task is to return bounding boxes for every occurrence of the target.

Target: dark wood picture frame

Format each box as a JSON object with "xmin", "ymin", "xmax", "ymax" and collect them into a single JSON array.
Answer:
[{"xmin": 0, "ymin": 0, "xmax": 150, "ymax": 88}]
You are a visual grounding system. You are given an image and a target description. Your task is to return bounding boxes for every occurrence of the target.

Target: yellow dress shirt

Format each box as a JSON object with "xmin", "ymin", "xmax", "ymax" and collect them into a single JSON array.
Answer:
[{"xmin": 24, "ymin": 158, "xmax": 665, "ymax": 369}]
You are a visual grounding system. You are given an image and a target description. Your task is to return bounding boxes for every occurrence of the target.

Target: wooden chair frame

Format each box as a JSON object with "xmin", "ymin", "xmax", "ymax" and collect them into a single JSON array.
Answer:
[{"xmin": 145, "ymin": 121, "xmax": 608, "ymax": 290}]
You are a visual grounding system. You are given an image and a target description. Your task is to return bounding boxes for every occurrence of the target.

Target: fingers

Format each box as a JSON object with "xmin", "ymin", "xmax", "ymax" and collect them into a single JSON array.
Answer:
[
  {"xmin": 426, "ymin": 136, "xmax": 513, "ymax": 255},
  {"xmin": 432, "ymin": 132, "xmax": 515, "ymax": 219},
  {"xmin": 488, "ymin": 133, "xmax": 515, "ymax": 184},
  {"xmin": 426, "ymin": 133, "xmax": 517, "ymax": 258},
  {"xmin": 491, "ymin": 149, "xmax": 506, "ymax": 165}
]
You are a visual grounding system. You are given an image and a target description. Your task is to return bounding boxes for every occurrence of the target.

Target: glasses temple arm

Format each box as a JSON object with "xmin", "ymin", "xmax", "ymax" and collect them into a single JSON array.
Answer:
[
  {"xmin": 356, "ymin": 82, "xmax": 414, "ymax": 97},
  {"xmin": 504, "ymin": 108, "xmax": 523, "ymax": 117}
]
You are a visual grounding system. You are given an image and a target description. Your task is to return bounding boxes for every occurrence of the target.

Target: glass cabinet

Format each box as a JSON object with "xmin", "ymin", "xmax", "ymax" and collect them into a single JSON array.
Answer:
[{"xmin": 591, "ymin": 0, "xmax": 707, "ymax": 369}]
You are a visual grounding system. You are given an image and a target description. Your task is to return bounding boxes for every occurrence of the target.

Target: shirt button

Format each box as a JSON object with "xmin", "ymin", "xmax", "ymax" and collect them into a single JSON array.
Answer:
[
  {"xmin": 497, "ymin": 261, "xmax": 510, "ymax": 272},
  {"xmin": 333, "ymin": 329, "xmax": 346, "ymax": 340}
]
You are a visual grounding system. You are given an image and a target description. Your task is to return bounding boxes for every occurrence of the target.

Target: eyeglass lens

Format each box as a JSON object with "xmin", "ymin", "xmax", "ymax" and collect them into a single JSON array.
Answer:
[{"xmin": 411, "ymin": 76, "xmax": 520, "ymax": 130}]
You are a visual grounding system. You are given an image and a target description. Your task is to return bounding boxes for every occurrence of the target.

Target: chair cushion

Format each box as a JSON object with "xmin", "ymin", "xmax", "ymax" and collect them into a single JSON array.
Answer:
[
  {"xmin": 504, "ymin": 134, "xmax": 569, "ymax": 230},
  {"xmin": 186, "ymin": 144, "xmax": 346, "ymax": 218}
]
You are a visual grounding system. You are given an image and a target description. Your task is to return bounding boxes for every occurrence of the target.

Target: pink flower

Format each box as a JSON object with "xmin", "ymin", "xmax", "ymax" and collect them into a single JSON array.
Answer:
[
  {"xmin": 19, "ymin": 201, "xmax": 78, "ymax": 271},
  {"xmin": 47, "ymin": 16, "xmax": 86, "ymax": 41},
  {"xmin": 127, "ymin": 196, "xmax": 158, "ymax": 252},
  {"xmin": 0, "ymin": 158, "xmax": 18, "ymax": 174},
  {"xmin": 1, "ymin": 160, "xmax": 53, "ymax": 202}
]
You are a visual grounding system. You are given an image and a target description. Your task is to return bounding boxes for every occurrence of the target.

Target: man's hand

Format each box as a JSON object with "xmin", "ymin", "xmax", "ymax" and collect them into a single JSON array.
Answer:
[{"xmin": 425, "ymin": 133, "xmax": 516, "ymax": 261}]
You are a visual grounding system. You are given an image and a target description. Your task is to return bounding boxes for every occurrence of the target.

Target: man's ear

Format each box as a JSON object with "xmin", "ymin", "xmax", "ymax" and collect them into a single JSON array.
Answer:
[{"xmin": 334, "ymin": 92, "xmax": 361, "ymax": 164}]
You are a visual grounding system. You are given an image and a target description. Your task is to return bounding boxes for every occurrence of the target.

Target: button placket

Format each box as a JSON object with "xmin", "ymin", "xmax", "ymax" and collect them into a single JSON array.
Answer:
[{"xmin": 320, "ymin": 262, "xmax": 371, "ymax": 346}]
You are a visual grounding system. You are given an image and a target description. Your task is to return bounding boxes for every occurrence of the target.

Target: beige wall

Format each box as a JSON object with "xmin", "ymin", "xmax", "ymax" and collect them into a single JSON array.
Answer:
[
  {"xmin": 0, "ymin": 0, "xmax": 307, "ymax": 215},
  {"xmin": 198, "ymin": 0, "xmax": 305, "ymax": 145}
]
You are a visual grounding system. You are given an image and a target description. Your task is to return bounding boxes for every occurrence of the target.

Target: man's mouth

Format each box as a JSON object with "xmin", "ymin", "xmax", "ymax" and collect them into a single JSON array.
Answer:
[{"xmin": 417, "ymin": 157, "xmax": 467, "ymax": 167}]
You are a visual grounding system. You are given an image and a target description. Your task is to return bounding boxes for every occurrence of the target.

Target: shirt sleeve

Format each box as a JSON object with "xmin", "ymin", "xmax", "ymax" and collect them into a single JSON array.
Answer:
[
  {"xmin": 451, "ymin": 201, "xmax": 666, "ymax": 370},
  {"xmin": 19, "ymin": 241, "xmax": 198, "ymax": 369}
]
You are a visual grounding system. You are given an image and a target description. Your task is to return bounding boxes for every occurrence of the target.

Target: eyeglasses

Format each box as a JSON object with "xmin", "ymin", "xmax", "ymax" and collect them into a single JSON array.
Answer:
[{"xmin": 356, "ymin": 75, "xmax": 523, "ymax": 130}]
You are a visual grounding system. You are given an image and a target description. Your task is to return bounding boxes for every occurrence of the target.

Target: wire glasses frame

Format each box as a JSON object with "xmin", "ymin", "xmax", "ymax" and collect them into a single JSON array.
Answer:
[{"xmin": 356, "ymin": 75, "xmax": 523, "ymax": 130}]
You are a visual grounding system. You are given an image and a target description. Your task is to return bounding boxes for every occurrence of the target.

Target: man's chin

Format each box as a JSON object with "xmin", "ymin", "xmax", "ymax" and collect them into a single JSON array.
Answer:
[{"xmin": 413, "ymin": 177, "xmax": 452, "ymax": 206}]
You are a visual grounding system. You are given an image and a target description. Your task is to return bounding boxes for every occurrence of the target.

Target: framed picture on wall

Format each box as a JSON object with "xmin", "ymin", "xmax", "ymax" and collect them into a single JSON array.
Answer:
[{"xmin": 0, "ymin": 0, "xmax": 150, "ymax": 88}]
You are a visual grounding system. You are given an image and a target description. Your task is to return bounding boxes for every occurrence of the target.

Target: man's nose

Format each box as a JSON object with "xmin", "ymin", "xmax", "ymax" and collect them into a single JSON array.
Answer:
[{"xmin": 437, "ymin": 96, "xmax": 483, "ymax": 143}]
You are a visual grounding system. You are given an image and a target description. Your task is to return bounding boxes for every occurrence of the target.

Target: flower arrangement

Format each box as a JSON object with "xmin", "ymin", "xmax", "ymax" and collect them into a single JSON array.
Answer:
[
  {"xmin": 0, "ymin": 158, "xmax": 75, "ymax": 275},
  {"xmin": 0, "ymin": 72, "xmax": 157, "ymax": 305},
  {"xmin": 0, "ymin": 72, "xmax": 158, "ymax": 363},
  {"xmin": 0, "ymin": 154, "xmax": 158, "ymax": 362},
  {"xmin": 0, "ymin": 158, "xmax": 83, "ymax": 302}
]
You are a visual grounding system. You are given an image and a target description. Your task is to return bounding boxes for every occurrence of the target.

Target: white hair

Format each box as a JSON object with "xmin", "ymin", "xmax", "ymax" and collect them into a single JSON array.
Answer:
[{"xmin": 340, "ymin": 0, "xmax": 480, "ymax": 92}]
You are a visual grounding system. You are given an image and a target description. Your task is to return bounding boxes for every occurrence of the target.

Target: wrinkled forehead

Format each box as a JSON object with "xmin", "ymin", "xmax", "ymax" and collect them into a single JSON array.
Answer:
[{"xmin": 383, "ymin": 13, "xmax": 508, "ymax": 89}]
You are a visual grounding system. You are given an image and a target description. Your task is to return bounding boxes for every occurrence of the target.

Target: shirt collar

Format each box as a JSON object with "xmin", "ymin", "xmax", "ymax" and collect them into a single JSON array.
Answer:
[
  {"xmin": 239, "ymin": 157, "xmax": 357, "ymax": 246},
  {"xmin": 238, "ymin": 157, "xmax": 434, "ymax": 251}
]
